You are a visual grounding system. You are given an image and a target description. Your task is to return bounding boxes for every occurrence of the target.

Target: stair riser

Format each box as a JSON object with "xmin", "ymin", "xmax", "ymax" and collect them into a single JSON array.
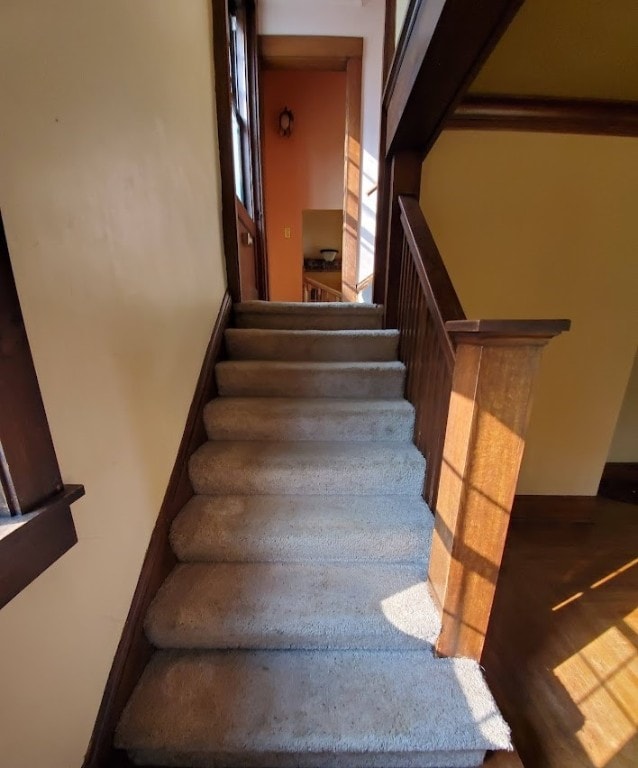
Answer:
[
  {"xmin": 225, "ymin": 329, "xmax": 399, "ymax": 362},
  {"xmin": 189, "ymin": 456, "xmax": 425, "ymax": 497},
  {"xmin": 234, "ymin": 309, "xmax": 383, "ymax": 331},
  {"xmin": 204, "ymin": 402, "xmax": 415, "ymax": 442},
  {"xmin": 216, "ymin": 363, "xmax": 405, "ymax": 399},
  {"xmin": 129, "ymin": 748, "xmax": 487, "ymax": 768}
]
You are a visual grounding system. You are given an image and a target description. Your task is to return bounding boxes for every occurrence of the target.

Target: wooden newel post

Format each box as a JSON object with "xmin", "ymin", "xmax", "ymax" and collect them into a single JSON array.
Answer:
[{"xmin": 427, "ymin": 319, "xmax": 570, "ymax": 660}]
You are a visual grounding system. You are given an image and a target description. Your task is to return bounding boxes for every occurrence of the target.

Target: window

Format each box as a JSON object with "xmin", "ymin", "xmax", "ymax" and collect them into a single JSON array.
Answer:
[{"xmin": 0, "ymin": 211, "xmax": 84, "ymax": 608}]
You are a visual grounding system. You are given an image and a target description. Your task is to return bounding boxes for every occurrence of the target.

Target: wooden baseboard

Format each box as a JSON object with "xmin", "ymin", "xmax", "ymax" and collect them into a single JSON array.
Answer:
[
  {"xmin": 598, "ymin": 462, "xmax": 638, "ymax": 506},
  {"xmin": 511, "ymin": 495, "xmax": 599, "ymax": 524},
  {"xmin": 82, "ymin": 292, "xmax": 232, "ymax": 768}
]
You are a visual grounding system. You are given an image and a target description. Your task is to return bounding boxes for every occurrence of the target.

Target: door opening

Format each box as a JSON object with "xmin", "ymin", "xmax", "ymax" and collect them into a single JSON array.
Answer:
[{"xmin": 258, "ymin": 35, "xmax": 363, "ymax": 303}]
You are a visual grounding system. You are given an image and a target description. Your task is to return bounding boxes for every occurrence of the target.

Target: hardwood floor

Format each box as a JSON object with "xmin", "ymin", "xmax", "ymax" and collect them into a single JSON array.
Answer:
[{"xmin": 483, "ymin": 496, "xmax": 638, "ymax": 768}]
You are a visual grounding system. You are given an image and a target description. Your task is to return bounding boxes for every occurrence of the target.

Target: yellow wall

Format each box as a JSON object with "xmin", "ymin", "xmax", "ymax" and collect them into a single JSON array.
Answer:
[
  {"xmin": 608, "ymin": 349, "xmax": 638, "ymax": 462},
  {"xmin": 421, "ymin": 130, "xmax": 638, "ymax": 495},
  {"xmin": 470, "ymin": 0, "xmax": 638, "ymax": 101},
  {"xmin": 0, "ymin": 2, "xmax": 226, "ymax": 767}
]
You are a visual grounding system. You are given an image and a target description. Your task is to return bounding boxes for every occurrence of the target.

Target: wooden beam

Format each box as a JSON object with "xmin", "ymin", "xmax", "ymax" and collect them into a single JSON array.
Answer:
[
  {"xmin": 428, "ymin": 321, "xmax": 569, "ymax": 660},
  {"xmin": 385, "ymin": 0, "xmax": 523, "ymax": 156},
  {"xmin": 450, "ymin": 95, "xmax": 638, "ymax": 137}
]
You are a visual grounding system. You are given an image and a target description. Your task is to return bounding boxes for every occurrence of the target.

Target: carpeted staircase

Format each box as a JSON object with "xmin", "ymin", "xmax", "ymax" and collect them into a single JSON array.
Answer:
[{"xmin": 115, "ymin": 301, "xmax": 511, "ymax": 767}]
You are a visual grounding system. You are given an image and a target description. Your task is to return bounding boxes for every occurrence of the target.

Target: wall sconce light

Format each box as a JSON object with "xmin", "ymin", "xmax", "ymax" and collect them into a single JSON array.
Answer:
[{"xmin": 278, "ymin": 107, "xmax": 294, "ymax": 137}]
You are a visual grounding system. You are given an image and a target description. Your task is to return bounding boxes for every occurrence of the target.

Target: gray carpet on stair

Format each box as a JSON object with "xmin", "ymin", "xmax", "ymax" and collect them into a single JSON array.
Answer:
[
  {"xmin": 204, "ymin": 398, "xmax": 415, "ymax": 442},
  {"xmin": 189, "ymin": 440, "xmax": 425, "ymax": 496},
  {"xmin": 145, "ymin": 562, "xmax": 440, "ymax": 650},
  {"xmin": 215, "ymin": 360, "xmax": 406, "ymax": 398},
  {"xmin": 117, "ymin": 300, "xmax": 511, "ymax": 768},
  {"xmin": 115, "ymin": 649, "xmax": 511, "ymax": 767},
  {"xmin": 170, "ymin": 494, "xmax": 432, "ymax": 563},
  {"xmin": 225, "ymin": 328, "xmax": 399, "ymax": 361}
]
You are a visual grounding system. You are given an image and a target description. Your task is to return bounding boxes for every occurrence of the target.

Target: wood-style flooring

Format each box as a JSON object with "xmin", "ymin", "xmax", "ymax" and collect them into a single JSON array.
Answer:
[{"xmin": 483, "ymin": 496, "xmax": 638, "ymax": 768}]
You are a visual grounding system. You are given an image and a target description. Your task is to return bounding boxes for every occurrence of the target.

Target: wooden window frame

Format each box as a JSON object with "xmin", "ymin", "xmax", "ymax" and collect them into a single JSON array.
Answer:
[{"xmin": 0, "ymin": 211, "xmax": 84, "ymax": 609}]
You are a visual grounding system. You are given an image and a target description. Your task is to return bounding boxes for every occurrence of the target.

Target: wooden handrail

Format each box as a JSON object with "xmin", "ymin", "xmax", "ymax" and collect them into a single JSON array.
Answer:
[
  {"xmin": 398, "ymin": 195, "xmax": 464, "ymax": 365},
  {"xmin": 303, "ymin": 275, "xmax": 342, "ymax": 303}
]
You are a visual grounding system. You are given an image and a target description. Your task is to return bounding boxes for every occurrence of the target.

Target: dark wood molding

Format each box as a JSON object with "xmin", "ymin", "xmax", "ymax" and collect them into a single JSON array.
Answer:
[
  {"xmin": 0, "ymin": 484, "xmax": 84, "ymax": 609},
  {"xmin": 450, "ymin": 95, "xmax": 638, "ymax": 137},
  {"xmin": 385, "ymin": 0, "xmax": 524, "ymax": 156},
  {"xmin": 598, "ymin": 462, "xmax": 638, "ymax": 506},
  {"xmin": 246, "ymin": 0, "xmax": 269, "ymax": 300},
  {"xmin": 511, "ymin": 495, "xmax": 603, "ymax": 524},
  {"xmin": 211, "ymin": 0, "xmax": 241, "ymax": 302},
  {"xmin": 259, "ymin": 35, "xmax": 363, "ymax": 71},
  {"xmin": 82, "ymin": 292, "xmax": 233, "ymax": 768},
  {"xmin": 0, "ymin": 213, "xmax": 64, "ymax": 513},
  {"xmin": 382, "ymin": 0, "xmax": 397, "ymax": 84}
]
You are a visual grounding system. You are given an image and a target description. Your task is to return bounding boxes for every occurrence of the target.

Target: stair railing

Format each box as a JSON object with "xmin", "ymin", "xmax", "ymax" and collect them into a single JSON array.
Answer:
[
  {"xmin": 373, "ymin": 0, "xmax": 569, "ymax": 663},
  {"xmin": 395, "ymin": 195, "xmax": 465, "ymax": 509},
  {"xmin": 303, "ymin": 275, "xmax": 343, "ymax": 303},
  {"xmin": 394, "ymin": 194, "xmax": 569, "ymax": 660}
]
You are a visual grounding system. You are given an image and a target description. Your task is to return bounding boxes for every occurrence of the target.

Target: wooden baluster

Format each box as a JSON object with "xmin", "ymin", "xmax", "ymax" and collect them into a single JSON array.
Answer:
[
  {"xmin": 428, "ymin": 319, "xmax": 569, "ymax": 660},
  {"xmin": 383, "ymin": 153, "xmax": 422, "ymax": 328}
]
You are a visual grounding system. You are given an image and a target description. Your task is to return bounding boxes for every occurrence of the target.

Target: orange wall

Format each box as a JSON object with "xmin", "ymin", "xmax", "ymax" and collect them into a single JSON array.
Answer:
[{"xmin": 262, "ymin": 70, "xmax": 346, "ymax": 301}]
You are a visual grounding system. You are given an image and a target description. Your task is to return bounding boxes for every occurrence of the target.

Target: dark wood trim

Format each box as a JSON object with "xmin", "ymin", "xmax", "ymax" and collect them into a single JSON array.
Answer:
[
  {"xmin": 446, "ymin": 318, "xmax": 571, "ymax": 340},
  {"xmin": 212, "ymin": 0, "xmax": 241, "ymax": 301},
  {"xmin": 450, "ymin": 95, "xmax": 638, "ymax": 137},
  {"xmin": 82, "ymin": 292, "xmax": 233, "ymax": 768},
  {"xmin": 382, "ymin": 154, "xmax": 423, "ymax": 327},
  {"xmin": 259, "ymin": 35, "xmax": 363, "ymax": 71},
  {"xmin": 0, "ymin": 484, "xmax": 84, "ymax": 609},
  {"xmin": 246, "ymin": 0, "xmax": 268, "ymax": 300},
  {"xmin": 382, "ymin": 0, "xmax": 397, "ymax": 84},
  {"xmin": 598, "ymin": 462, "xmax": 638, "ymax": 506},
  {"xmin": 511, "ymin": 495, "xmax": 602, "ymax": 524},
  {"xmin": 0, "ymin": 212, "xmax": 64, "ymax": 513},
  {"xmin": 385, "ymin": 0, "xmax": 524, "ymax": 155}
]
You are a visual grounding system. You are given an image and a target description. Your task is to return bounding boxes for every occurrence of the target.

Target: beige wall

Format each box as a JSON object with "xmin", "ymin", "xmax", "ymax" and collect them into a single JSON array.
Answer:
[
  {"xmin": 608, "ymin": 349, "xmax": 638, "ymax": 462},
  {"xmin": 470, "ymin": 0, "xmax": 638, "ymax": 100},
  {"xmin": 421, "ymin": 130, "xmax": 638, "ymax": 495},
  {"xmin": 0, "ymin": 2, "xmax": 226, "ymax": 767}
]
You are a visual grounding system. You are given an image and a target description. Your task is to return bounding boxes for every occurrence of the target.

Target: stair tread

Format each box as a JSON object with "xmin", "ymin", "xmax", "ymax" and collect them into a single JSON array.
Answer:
[
  {"xmin": 189, "ymin": 440, "xmax": 425, "ymax": 496},
  {"xmin": 225, "ymin": 328, "xmax": 399, "ymax": 362},
  {"xmin": 170, "ymin": 494, "xmax": 432, "ymax": 564},
  {"xmin": 204, "ymin": 397, "xmax": 415, "ymax": 441},
  {"xmin": 145, "ymin": 562, "xmax": 439, "ymax": 650},
  {"xmin": 116, "ymin": 649, "xmax": 511, "ymax": 761},
  {"xmin": 215, "ymin": 360, "xmax": 406, "ymax": 398}
]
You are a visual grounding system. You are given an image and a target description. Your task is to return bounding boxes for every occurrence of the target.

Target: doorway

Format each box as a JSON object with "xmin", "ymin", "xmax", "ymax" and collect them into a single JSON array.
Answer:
[{"xmin": 258, "ymin": 35, "xmax": 363, "ymax": 303}]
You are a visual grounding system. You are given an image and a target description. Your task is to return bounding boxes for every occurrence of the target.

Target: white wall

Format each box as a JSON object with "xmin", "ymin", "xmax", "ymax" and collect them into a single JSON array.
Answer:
[
  {"xmin": 0, "ymin": 2, "xmax": 226, "ymax": 766},
  {"xmin": 259, "ymin": 0, "xmax": 385, "ymax": 283}
]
